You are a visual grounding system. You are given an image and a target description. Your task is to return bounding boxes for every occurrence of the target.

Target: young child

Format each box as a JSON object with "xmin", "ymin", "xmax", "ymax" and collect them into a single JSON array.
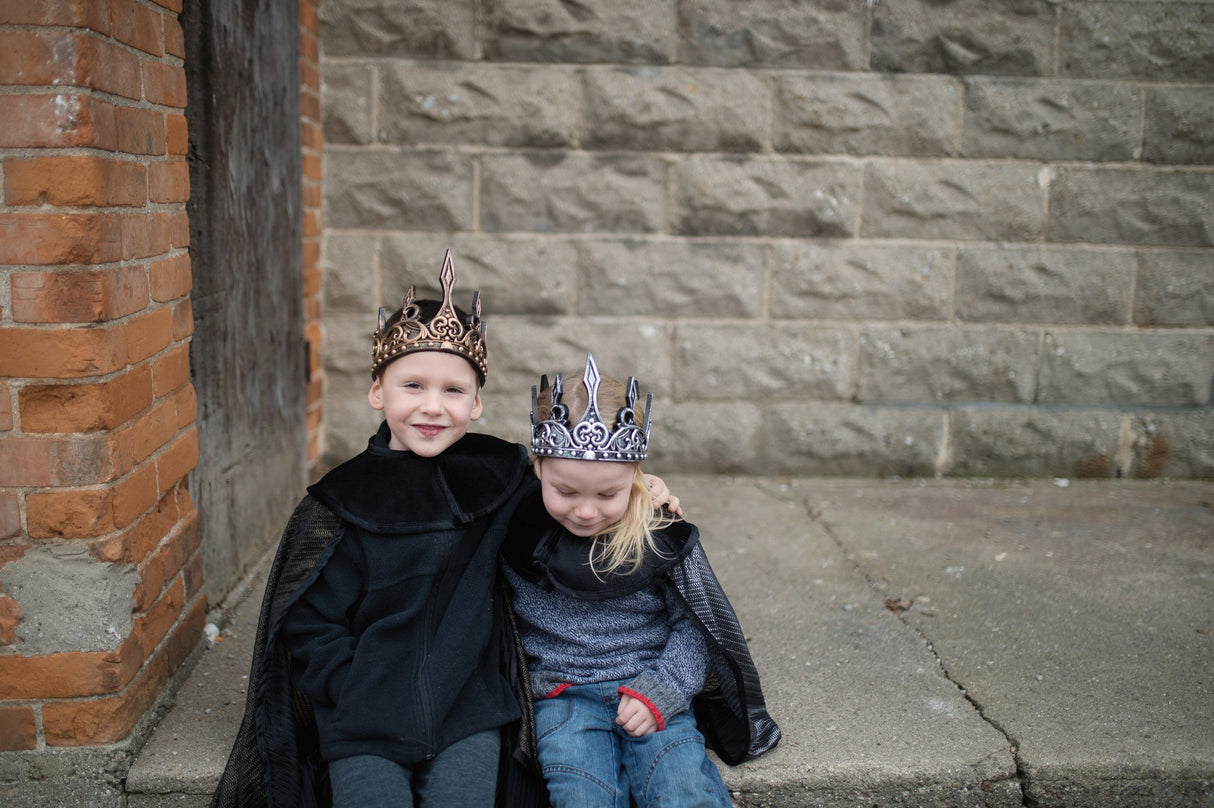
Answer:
[
  {"xmin": 211, "ymin": 252, "xmax": 535, "ymax": 808},
  {"xmin": 502, "ymin": 354, "xmax": 781, "ymax": 808}
]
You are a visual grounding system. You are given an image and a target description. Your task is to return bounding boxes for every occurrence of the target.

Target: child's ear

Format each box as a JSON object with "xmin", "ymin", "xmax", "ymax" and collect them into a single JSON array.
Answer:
[
  {"xmin": 368, "ymin": 378, "xmax": 385, "ymax": 411},
  {"xmin": 470, "ymin": 391, "xmax": 483, "ymax": 421}
]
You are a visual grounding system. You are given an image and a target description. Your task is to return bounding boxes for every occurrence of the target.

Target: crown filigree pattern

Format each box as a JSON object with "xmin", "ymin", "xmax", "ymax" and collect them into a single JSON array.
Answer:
[
  {"xmin": 371, "ymin": 250, "xmax": 488, "ymax": 382},
  {"xmin": 531, "ymin": 354, "xmax": 652, "ymax": 462}
]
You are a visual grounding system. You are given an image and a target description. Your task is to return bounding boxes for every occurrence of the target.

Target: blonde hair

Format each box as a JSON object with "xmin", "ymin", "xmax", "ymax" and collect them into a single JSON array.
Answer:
[{"xmin": 535, "ymin": 373, "xmax": 676, "ymax": 576}]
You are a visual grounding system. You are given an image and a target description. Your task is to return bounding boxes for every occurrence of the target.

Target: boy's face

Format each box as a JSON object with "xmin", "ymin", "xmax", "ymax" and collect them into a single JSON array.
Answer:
[
  {"xmin": 533, "ymin": 457, "xmax": 637, "ymax": 537},
  {"xmin": 368, "ymin": 351, "xmax": 483, "ymax": 457}
]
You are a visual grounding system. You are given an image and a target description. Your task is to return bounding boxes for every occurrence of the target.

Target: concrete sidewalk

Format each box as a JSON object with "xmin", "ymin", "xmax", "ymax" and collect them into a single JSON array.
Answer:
[{"xmin": 125, "ymin": 477, "xmax": 1214, "ymax": 807}]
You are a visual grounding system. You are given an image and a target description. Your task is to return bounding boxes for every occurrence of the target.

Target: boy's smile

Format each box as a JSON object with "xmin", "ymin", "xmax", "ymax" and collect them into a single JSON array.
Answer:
[{"xmin": 368, "ymin": 351, "xmax": 483, "ymax": 457}]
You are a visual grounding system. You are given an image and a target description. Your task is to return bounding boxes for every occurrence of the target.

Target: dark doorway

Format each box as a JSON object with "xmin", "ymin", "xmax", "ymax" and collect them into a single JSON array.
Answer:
[{"xmin": 182, "ymin": 0, "xmax": 306, "ymax": 603}]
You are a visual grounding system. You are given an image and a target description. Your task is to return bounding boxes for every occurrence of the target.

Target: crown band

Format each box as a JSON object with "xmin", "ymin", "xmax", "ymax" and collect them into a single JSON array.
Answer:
[
  {"xmin": 371, "ymin": 250, "xmax": 488, "ymax": 382},
  {"xmin": 531, "ymin": 354, "xmax": 652, "ymax": 462}
]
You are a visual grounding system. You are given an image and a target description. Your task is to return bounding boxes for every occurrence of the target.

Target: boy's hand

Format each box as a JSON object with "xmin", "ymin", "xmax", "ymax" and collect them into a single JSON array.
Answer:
[
  {"xmin": 617, "ymin": 694, "xmax": 659, "ymax": 737},
  {"xmin": 644, "ymin": 474, "xmax": 683, "ymax": 517}
]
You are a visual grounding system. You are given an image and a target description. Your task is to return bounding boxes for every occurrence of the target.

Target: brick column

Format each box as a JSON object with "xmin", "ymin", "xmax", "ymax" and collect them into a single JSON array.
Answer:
[
  {"xmin": 0, "ymin": 0, "xmax": 203, "ymax": 750},
  {"xmin": 300, "ymin": 0, "xmax": 325, "ymax": 475}
]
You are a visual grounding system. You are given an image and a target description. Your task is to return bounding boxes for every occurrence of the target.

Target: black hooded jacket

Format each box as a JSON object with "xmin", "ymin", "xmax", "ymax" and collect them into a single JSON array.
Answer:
[{"xmin": 210, "ymin": 424, "xmax": 531, "ymax": 808}]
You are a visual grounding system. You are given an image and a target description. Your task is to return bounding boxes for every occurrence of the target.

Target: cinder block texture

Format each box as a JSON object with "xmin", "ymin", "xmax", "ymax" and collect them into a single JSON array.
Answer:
[{"xmin": 320, "ymin": 0, "xmax": 1214, "ymax": 478}]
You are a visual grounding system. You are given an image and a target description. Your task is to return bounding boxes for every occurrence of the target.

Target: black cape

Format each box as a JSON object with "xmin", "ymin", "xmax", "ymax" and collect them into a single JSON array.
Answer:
[
  {"xmin": 210, "ymin": 426, "xmax": 535, "ymax": 808},
  {"xmin": 502, "ymin": 491, "xmax": 782, "ymax": 767}
]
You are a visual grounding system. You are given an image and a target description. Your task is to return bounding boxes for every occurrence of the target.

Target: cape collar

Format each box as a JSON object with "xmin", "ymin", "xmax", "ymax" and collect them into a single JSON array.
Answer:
[
  {"xmin": 308, "ymin": 422, "xmax": 528, "ymax": 533},
  {"xmin": 503, "ymin": 488, "xmax": 699, "ymax": 600}
]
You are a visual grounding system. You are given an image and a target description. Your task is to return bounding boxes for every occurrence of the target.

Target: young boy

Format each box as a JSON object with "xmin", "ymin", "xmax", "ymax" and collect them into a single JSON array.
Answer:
[{"xmin": 211, "ymin": 252, "xmax": 534, "ymax": 808}]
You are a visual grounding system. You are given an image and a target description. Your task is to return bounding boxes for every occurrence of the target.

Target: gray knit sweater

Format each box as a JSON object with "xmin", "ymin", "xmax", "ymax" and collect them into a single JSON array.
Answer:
[{"xmin": 504, "ymin": 565, "xmax": 708, "ymax": 727}]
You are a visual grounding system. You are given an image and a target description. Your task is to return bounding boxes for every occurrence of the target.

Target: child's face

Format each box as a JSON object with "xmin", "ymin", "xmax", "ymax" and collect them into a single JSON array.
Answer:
[
  {"xmin": 534, "ymin": 457, "xmax": 637, "ymax": 537},
  {"xmin": 368, "ymin": 351, "xmax": 483, "ymax": 457}
]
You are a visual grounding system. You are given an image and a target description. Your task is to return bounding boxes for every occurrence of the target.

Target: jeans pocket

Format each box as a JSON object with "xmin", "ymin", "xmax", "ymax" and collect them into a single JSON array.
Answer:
[{"xmin": 534, "ymin": 695, "xmax": 575, "ymax": 744}]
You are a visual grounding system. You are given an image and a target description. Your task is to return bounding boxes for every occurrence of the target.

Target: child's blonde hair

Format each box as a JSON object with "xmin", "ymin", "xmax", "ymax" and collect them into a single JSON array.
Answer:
[{"xmin": 534, "ymin": 373, "xmax": 676, "ymax": 576}]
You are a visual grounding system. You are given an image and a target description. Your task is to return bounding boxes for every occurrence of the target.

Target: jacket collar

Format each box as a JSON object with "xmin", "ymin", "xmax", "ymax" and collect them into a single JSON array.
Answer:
[
  {"xmin": 308, "ymin": 422, "xmax": 528, "ymax": 533},
  {"xmin": 503, "ymin": 489, "xmax": 699, "ymax": 600}
]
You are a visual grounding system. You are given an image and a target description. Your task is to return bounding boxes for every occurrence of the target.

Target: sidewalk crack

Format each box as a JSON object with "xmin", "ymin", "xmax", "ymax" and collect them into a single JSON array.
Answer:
[{"xmin": 810, "ymin": 505, "xmax": 1035, "ymax": 807}]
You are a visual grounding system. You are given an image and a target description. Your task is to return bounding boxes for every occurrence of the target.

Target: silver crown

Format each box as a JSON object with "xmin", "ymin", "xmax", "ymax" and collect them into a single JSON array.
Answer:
[{"xmin": 531, "ymin": 354, "xmax": 652, "ymax": 462}]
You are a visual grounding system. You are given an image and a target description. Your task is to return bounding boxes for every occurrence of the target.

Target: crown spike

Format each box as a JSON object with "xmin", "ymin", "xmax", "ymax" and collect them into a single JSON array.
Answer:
[
  {"xmin": 623, "ymin": 377, "xmax": 639, "ymax": 425},
  {"xmin": 470, "ymin": 290, "xmax": 482, "ymax": 327},
  {"xmin": 439, "ymin": 250, "xmax": 456, "ymax": 291},
  {"xmin": 429, "ymin": 251, "xmax": 463, "ymax": 342},
  {"xmin": 578, "ymin": 354, "xmax": 604, "ymax": 433},
  {"xmin": 436, "ymin": 251, "xmax": 459, "ymax": 319},
  {"xmin": 642, "ymin": 392, "xmax": 653, "ymax": 446}
]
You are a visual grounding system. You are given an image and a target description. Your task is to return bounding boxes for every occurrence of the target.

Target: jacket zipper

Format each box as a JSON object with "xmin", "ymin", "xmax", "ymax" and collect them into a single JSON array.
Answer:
[{"xmin": 416, "ymin": 580, "xmax": 440, "ymax": 758}]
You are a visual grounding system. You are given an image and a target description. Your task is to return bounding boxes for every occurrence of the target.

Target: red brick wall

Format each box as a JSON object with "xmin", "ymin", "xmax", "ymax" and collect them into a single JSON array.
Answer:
[
  {"xmin": 0, "ymin": 0, "xmax": 203, "ymax": 749},
  {"xmin": 0, "ymin": 0, "xmax": 324, "ymax": 751}
]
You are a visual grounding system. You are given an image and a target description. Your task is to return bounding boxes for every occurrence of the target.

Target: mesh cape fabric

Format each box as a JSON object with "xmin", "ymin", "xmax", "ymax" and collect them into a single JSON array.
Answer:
[
  {"xmin": 211, "ymin": 495, "xmax": 339, "ymax": 808},
  {"xmin": 496, "ymin": 576, "xmax": 550, "ymax": 807},
  {"xmin": 668, "ymin": 542, "xmax": 781, "ymax": 764}
]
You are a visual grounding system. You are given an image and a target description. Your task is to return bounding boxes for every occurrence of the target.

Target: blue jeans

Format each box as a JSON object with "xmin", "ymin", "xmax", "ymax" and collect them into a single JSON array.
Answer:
[
  {"xmin": 328, "ymin": 729, "xmax": 500, "ymax": 808},
  {"xmin": 533, "ymin": 681, "xmax": 732, "ymax": 808}
]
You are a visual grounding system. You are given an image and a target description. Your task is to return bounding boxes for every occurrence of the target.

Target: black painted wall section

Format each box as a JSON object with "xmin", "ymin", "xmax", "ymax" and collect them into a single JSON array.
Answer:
[{"xmin": 183, "ymin": 0, "xmax": 306, "ymax": 603}]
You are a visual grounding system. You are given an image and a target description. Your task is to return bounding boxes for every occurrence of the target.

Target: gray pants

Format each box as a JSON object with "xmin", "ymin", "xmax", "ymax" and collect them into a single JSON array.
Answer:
[{"xmin": 328, "ymin": 729, "xmax": 500, "ymax": 808}]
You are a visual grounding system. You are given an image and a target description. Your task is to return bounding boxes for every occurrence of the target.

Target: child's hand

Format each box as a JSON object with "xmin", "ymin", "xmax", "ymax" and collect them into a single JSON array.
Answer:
[
  {"xmin": 643, "ymin": 474, "xmax": 683, "ymax": 517},
  {"xmin": 617, "ymin": 694, "xmax": 659, "ymax": 737}
]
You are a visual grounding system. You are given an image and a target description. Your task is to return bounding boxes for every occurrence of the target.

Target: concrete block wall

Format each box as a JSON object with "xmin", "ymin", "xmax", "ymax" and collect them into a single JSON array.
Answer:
[
  {"xmin": 319, "ymin": 0, "xmax": 1214, "ymax": 479},
  {"xmin": 0, "ymin": 0, "xmax": 205, "ymax": 767}
]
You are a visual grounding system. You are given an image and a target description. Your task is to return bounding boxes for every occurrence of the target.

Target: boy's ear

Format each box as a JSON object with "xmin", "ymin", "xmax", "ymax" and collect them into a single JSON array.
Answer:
[
  {"xmin": 368, "ymin": 378, "xmax": 385, "ymax": 411},
  {"xmin": 470, "ymin": 391, "xmax": 483, "ymax": 422}
]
